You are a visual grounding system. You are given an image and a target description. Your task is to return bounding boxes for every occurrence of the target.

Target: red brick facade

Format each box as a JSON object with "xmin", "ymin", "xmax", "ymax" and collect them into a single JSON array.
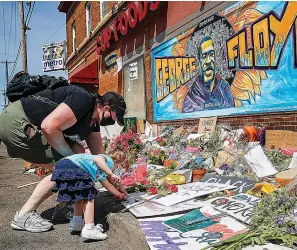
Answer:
[{"xmin": 59, "ymin": 1, "xmax": 297, "ymax": 131}]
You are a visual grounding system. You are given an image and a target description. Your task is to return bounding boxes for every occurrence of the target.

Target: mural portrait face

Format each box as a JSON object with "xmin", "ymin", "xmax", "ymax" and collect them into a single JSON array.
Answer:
[{"xmin": 198, "ymin": 37, "xmax": 216, "ymax": 86}]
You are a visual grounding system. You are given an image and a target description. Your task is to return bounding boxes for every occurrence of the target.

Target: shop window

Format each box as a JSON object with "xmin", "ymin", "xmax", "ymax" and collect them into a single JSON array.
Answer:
[
  {"xmin": 124, "ymin": 57, "xmax": 146, "ymax": 120},
  {"xmin": 72, "ymin": 22, "xmax": 76, "ymax": 52},
  {"xmin": 86, "ymin": 2, "xmax": 92, "ymax": 36},
  {"xmin": 100, "ymin": 1, "xmax": 108, "ymax": 20}
]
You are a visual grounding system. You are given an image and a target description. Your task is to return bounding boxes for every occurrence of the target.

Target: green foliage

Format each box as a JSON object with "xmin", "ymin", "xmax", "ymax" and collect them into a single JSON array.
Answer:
[{"xmin": 203, "ymin": 189, "xmax": 297, "ymax": 250}]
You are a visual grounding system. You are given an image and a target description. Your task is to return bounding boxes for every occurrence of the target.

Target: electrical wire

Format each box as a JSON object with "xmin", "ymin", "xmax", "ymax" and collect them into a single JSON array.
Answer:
[
  {"xmin": 1, "ymin": 2, "xmax": 7, "ymax": 60},
  {"xmin": 13, "ymin": 1, "xmax": 17, "ymax": 60},
  {"xmin": 44, "ymin": 23, "xmax": 64, "ymax": 44},
  {"xmin": 25, "ymin": 1, "xmax": 35, "ymax": 27},
  {"xmin": 9, "ymin": 1, "xmax": 36, "ymax": 81},
  {"xmin": 7, "ymin": 2, "xmax": 14, "ymax": 60}
]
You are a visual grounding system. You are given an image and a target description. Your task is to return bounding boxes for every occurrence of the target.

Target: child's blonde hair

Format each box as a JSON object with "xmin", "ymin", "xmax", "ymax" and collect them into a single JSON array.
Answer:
[{"xmin": 109, "ymin": 150, "xmax": 129, "ymax": 170}]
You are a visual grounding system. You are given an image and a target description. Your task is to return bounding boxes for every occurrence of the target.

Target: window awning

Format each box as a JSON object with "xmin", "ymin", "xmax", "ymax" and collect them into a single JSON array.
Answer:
[{"xmin": 69, "ymin": 60, "xmax": 98, "ymax": 85}]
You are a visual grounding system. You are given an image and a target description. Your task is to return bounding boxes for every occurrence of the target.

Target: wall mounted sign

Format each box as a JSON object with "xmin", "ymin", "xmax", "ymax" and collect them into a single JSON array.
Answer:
[
  {"xmin": 96, "ymin": 1, "xmax": 160, "ymax": 55},
  {"xmin": 129, "ymin": 62, "xmax": 138, "ymax": 80},
  {"xmin": 42, "ymin": 41, "xmax": 66, "ymax": 72}
]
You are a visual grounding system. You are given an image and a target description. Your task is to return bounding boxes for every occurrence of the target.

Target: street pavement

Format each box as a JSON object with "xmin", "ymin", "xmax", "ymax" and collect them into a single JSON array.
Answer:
[{"xmin": 0, "ymin": 144, "xmax": 149, "ymax": 250}]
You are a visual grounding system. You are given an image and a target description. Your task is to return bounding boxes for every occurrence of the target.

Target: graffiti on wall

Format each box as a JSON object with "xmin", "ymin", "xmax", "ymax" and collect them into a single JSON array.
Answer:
[{"xmin": 152, "ymin": 1, "xmax": 297, "ymax": 122}]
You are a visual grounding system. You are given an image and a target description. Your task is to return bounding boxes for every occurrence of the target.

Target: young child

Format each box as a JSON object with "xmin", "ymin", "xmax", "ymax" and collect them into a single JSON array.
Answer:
[{"xmin": 51, "ymin": 151, "xmax": 128, "ymax": 240}]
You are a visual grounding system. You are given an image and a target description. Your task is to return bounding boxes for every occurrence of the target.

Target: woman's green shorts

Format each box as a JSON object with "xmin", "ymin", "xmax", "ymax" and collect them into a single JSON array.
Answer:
[{"xmin": 0, "ymin": 100, "xmax": 72, "ymax": 164}]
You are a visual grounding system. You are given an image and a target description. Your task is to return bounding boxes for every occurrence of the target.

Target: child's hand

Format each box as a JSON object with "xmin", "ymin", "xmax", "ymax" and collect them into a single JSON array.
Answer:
[
  {"xmin": 116, "ymin": 192, "xmax": 127, "ymax": 200},
  {"xmin": 109, "ymin": 173, "xmax": 121, "ymax": 184}
]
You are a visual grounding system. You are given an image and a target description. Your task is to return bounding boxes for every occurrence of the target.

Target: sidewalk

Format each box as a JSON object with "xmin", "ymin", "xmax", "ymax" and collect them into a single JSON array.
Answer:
[{"xmin": 0, "ymin": 145, "xmax": 148, "ymax": 250}]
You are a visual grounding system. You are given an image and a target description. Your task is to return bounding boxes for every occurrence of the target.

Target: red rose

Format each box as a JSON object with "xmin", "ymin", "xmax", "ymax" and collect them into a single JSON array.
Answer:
[
  {"xmin": 171, "ymin": 185, "xmax": 178, "ymax": 193},
  {"xmin": 148, "ymin": 187, "xmax": 158, "ymax": 195},
  {"xmin": 164, "ymin": 182, "xmax": 171, "ymax": 190},
  {"xmin": 142, "ymin": 180, "xmax": 150, "ymax": 185}
]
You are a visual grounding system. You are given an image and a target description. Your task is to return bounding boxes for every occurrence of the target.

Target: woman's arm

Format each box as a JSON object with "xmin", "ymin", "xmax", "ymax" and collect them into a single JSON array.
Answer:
[
  {"xmin": 41, "ymin": 103, "xmax": 77, "ymax": 157},
  {"xmin": 86, "ymin": 132, "xmax": 105, "ymax": 154}
]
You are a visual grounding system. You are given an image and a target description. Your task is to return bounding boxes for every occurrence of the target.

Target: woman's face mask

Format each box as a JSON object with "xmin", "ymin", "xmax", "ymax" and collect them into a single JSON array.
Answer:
[{"xmin": 98, "ymin": 105, "xmax": 117, "ymax": 126}]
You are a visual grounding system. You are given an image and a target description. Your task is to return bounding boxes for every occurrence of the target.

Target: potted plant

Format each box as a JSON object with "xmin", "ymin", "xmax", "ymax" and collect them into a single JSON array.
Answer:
[{"xmin": 187, "ymin": 157, "xmax": 206, "ymax": 182}]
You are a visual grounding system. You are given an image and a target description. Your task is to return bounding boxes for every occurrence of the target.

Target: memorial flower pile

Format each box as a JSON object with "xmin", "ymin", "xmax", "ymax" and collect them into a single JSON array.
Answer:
[{"xmin": 206, "ymin": 189, "xmax": 297, "ymax": 250}]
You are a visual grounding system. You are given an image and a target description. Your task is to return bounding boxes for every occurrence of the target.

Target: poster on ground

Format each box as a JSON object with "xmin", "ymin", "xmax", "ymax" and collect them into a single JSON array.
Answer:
[
  {"xmin": 143, "ymin": 182, "xmax": 236, "ymax": 207},
  {"xmin": 206, "ymin": 194, "xmax": 261, "ymax": 224},
  {"xmin": 139, "ymin": 205, "xmax": 247, "ymax": 250}
]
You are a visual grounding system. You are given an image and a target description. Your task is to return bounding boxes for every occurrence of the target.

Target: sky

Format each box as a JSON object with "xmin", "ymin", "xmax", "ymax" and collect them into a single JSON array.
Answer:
[{"xmin": 0, "ymin": 1, "xmax": 67, "ymax": 110}]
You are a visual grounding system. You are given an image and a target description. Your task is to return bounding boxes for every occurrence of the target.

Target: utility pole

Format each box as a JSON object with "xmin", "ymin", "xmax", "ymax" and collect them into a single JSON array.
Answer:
[
  {"xmin": 0, "ymin": 61, "xmax": 15, "ymax": 107},
  {"xmin": 19, "ymin": 1, "xmax": 28, "ymax": 72}
]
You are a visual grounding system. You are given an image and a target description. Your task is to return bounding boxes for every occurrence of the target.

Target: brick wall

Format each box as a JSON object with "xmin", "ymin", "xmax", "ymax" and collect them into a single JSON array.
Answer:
[
  {"xmin": 98, "ymin": 41, "xmax": 123, "ymax": 96},
  {"xmin": 66, "ymin": 2, "xmax": 86, "ymax": 58},
  {"xmin": 155, "ymin": 112, "xmax": 297, "ymax": 132}
]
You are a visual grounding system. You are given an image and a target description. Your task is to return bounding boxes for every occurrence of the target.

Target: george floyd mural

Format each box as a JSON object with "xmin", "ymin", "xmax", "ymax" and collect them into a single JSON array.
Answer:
[{"xmin": 152, "ymin": 1, "xmax": 297, "ymax": 122}]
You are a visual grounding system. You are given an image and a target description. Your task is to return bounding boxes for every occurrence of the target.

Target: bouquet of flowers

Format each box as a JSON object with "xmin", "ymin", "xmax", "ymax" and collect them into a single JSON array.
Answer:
[
  {"xmin": 146, "ymin": 148, "xmax": 169, "ymax": 165},
  {"xmin": 109, "ymin": 130, "xmax": 143, "ymax": 152},
  {"xmin": 156, "ymin": 136, "xmax": 166, "ymax": 146},
  {"xmin": 108, "ymin": 130, "xmax": 143, "ymax": 164}
]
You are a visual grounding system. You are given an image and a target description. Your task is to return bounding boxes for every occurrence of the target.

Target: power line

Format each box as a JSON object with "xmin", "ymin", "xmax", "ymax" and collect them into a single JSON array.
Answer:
[
  {"xmin": 25, "ymin": 1, "xmax": 35, "ymax": 27},
  {"xmin": 1, "ymin": 2, "xmax": 7, "ymax": 60},
  {"xmin": 13, "ymin": 1, "xmax": 17, "ymax": 60},
  {"xmin": 44, "ymin": 23, "xmax": 64, "ymax": 44},
  {"xmin": 9, "ymin": 1, "xmax": 36, "ymax": 81},
  {"xmin": 7, "ymin": 2, "xmax": 14, "ymax": 59}
]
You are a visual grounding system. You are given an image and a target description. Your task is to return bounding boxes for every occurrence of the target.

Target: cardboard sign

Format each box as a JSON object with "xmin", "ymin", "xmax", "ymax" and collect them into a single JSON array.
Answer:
[
  {"xmin": 143, "ymin": 182, "xmax": 236, "ymax": 207},
  {"xmin": 137, "ymin": 119, "xmax": 145, "ymax": 134},
  {"xmin": 200, "ymin": 174, "xmax": 256, "ymax": 194},
  {"xmin": 198, "ymin": 117, "xmax": 217, "ymax": 134},
  {"xmin": 266, "ymin": 130, "xmax": 297, "ymax": 150},
  {"xmin": 208, "ymin": 194, "xmax": 261, "ymax": 224},
  {"xmin": 139, "ymin": 206, "xmax": 247, "ymax": 250},
  {"xmin": 123, "ymin": 192, "xmax": 206, "ymax": 218}
]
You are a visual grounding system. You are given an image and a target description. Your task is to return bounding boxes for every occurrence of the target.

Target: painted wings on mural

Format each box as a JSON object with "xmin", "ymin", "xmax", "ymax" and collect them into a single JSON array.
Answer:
[{"xmin": 172, "ymin": 1, "xmax": 267, "ymax": 110}]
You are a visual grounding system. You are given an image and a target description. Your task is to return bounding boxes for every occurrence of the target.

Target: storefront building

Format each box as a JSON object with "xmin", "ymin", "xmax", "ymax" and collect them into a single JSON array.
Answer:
[{"xmin": 58, "ymin": 1, "xmax": 297, "ymax": 131}]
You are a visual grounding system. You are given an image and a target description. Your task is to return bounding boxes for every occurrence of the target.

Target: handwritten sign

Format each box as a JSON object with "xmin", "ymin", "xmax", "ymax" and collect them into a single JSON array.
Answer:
[
  {"xmin": 266, "ymin": 130, "xmax": 297, "ymax": 150},
  {"xmin": 137, "ymin": 119, "xmax": 145, "ymax": 134},
  {"xmin": 208, "ymin": 194, "xmax": 261, "ymax": 224},
  {"xmin": 139, "ymin": 206, "xmax": 247, "ymax": 250},
  {"xmin": 200, "ymin": 174, "xmax": 256, "ymax": 194},
  {"xmin": 123, "ymin": 194, "xmax": 206, "ymax": 218},
  {"xmin": 198, "ymin": 117, "xmax": 217, "ymax": 134},
  {"xmin": 144, "ymin": 182, "xmax": 236, "ymax": 207}
]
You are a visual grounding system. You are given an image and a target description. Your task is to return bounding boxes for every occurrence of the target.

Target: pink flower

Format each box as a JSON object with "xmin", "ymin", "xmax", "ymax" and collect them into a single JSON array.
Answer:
[
  {"xmin": 110, "ymin": 143, "xmax": 116, "ymax": 150},
  {"xmin": 136, "ymin": 139, "xmax": 142, "ymax": 145}
]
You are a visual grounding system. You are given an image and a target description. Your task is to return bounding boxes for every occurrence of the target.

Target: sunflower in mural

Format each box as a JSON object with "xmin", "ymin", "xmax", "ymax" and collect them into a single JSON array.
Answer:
[{"xmin": 172, "ymin": 1, "xmax": 267, "ymax": 111}]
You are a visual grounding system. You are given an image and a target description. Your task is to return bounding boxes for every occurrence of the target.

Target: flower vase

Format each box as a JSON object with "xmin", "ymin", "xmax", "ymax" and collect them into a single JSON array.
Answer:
[{"xmin": 192, "ymin": 169, "xmax": 206, "ymax": 182}]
